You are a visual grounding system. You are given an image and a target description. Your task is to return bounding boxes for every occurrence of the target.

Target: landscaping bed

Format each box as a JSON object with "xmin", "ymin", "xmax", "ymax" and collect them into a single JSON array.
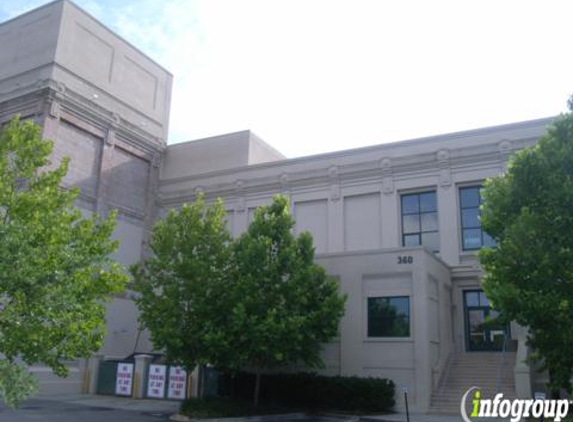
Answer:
[{"xmin": 180, "ymin": 372, "xmax": 395, "ymax": 418}]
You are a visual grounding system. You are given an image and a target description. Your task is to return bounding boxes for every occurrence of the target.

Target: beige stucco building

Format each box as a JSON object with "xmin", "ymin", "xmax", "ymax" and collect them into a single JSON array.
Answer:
[{"xmin": 0, "ymin": 0, "xmax": 552, "ymax": 413}]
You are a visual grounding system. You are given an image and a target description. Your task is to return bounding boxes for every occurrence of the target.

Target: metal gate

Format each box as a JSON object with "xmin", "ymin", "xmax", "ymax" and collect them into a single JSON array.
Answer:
[{"xmin": 96, "ymin": 360, "xmax": 119, "ymax": 395}]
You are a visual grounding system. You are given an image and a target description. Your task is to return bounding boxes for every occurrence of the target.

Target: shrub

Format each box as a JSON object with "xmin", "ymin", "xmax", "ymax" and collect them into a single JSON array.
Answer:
[
  {"xmin": 219, "ymin": 372, "xmax": 395, "ymax": 412},
  {"xmin": 180, "ymin": 397, "xmax": 295, "ymax": 418}
]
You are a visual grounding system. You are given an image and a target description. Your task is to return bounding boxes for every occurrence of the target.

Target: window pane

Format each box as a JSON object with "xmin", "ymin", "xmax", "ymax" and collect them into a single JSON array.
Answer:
[
  {"xmin": 463, "ymin": 228, "xmax": 482, "ymax": 250},
  {"xmin": 403, "ymin": 234, "xmax": 420, "ymax": 247},
  {"xmin": 402, "ymin": 192, "xmax": 439, "ymax": 253},
  {"xmin": 368, "ymin": 297, "xmax": 410, "ymax": 337},
  {"xmin": 390, "ymin": 297, "xmax": 410, "ymax": 315},
  {"xmin": 462, "ymin": 208, "xmax": 481, "ymax": 229},
  {"xmin": 460, "ymin": 187, "xmax": 480, "ymax": 208},
  {"xmin": 465, "ymin": 291, "xmax": 480, "ymax": 307},
  {"xmin": 479, "ymin": 292, "xmax": 490, "ymax": 307},
  {"xmin": 483, "ymin": 232, "xmax": 496, "ymax": 248},
  {"xmin": 402, "ymin": 214, "xmax": 420, "ymax": 234},
  {"xmin": 421, "ymin": 231, "xmax": 440, "ymax": 252},
  {"xmin": 421, "ymin": 212, "xmax": 438, "ymax": 231},
  {"xmin": 420, "ymin": 192, "xmax": 437, "ymax": 212},
  {"xmin": 402, "ymin": 195, "xmax": 419, "ymax": 214}
]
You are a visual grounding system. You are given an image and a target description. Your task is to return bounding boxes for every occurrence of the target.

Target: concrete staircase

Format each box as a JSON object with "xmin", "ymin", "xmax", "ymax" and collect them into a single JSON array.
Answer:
[{"xmin": 430, "ymin": 352, "xmax": 517, "ymax": 414}]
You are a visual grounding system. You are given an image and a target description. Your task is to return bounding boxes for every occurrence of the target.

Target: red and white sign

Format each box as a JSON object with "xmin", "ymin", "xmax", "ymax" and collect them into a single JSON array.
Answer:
[
  {"xmin": 115, "ymin": 363, "xmax": 134, "ymax": 396},
  {"xmin": 167, "ymin": 366, "xmax": 187, "ymax": 399},
  {"xmin": 147, "ymin": 364, "xmax": 167, "ymax": 398}
]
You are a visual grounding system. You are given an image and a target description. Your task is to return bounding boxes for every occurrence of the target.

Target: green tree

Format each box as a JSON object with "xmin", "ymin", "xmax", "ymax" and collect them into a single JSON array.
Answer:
[
  {"xmin": 134, "ymin": 194, "xmax": 346, "ymax": 407},
  {"xmin": 132, "ymin": 195, "xmax": 232, "ymax": 371},
  {"xmin": 226, "ymin": 195, "xmax": 346, "ymax": 406},
  {"xmin": 0, "ymin": 117, "xmax": 127, "ymax": 406},
  {"xmin": 479, "ymin": 105, "xmax": 573, "ymax": 395}
]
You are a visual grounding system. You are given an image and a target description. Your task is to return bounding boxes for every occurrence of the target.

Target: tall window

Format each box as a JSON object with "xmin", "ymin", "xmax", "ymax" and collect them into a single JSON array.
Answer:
[
  {"xmin": 459, "ymin": 186, "xmax": 496, "ymax": 250},
  {"xmin": 401, "ymin": 191, "xmax": 439, "ymax": 252},
  {"xmin": 368, "ymin": 296, "xmax": 410, "ymax": 337}
]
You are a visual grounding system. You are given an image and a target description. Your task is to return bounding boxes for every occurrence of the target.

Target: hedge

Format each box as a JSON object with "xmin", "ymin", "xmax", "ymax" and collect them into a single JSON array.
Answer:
[{"xmin": 219, "ymin": 372, "xmax": 395, "ymax": 412}]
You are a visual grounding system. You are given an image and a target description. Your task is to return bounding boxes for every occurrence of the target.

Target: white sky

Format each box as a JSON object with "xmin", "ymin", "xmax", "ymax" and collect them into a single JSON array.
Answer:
[{"xmin": 2, "ymin": 0, "xmax": 572, "ymax": 157}]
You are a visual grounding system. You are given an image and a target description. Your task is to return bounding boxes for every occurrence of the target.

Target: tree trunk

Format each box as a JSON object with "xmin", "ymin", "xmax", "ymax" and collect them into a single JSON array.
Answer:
[
  {"xmin": 548, "ymin": 370, "xmax": 561, "ymax": 399},
  {"xmin": 253, "ymin": 370, "xmax": 261, "ymax": 408}
]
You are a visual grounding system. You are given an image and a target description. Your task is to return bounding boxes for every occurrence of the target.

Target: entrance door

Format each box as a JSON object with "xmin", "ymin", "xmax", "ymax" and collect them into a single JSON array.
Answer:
[{"xmin": 464, "ymin": 290, "xmax": 506, "ymax": 351}]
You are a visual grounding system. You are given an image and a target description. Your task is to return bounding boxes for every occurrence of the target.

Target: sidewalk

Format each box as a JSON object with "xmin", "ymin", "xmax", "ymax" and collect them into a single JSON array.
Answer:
[
  {"xmin": 34, "ymin": 395, "xmax": 510, "ymax": 422},
  {"xmin": 363, "ymin": 413, "xmax": 506, "ymax": 422},
  {"xmin": 38, "ymin": 393, "xmax": 181, "ymax": 414}
]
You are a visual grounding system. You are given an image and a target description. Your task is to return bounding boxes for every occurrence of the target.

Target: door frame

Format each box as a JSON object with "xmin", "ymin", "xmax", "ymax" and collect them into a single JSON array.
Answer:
[{"xmin": 463, "ymin": 289, "xmax": 507, "ymax": 352}]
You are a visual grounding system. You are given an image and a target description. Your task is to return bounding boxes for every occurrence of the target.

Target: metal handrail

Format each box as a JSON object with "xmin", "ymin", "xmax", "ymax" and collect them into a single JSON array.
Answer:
[
  {"xmin": 437, "ymin": 335, "xmax": 461, "ymax": 397},
  {"xmin": 438, "ymin": 353, "xmax": 455, "ymax": 396},
  {"xmin": 495, "ymin": 332, "xmax": 508, "ymax": 393}
]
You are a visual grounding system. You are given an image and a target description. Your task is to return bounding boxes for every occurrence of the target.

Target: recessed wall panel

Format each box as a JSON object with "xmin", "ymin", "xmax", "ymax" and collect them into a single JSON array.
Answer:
[
  {"xmin": 105, "ymin": 147, "xmax": 149, "ymax": 212},
  {"xmin": 52, "ymin": 121, "xmax": 101, "ymax": 197},
  {"xmin": 294, "ymin": 199, "xmax": 328, "ymax": 253},
  {"xmin": 344, "ymin": 193, "xmax": 381, "ymax": 251},
  {"xmin": 71, "ymin": 23, "xmax": 115, "ymax": 83}
]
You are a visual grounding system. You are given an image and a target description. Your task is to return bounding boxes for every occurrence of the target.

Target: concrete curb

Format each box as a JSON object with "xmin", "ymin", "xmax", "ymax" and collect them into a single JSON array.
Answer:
[
  {"xmin": 170, "ymin": 412, "xmax": 309, "ymax": 422},
  {"xmin": 169, "ymin": 410, "xmax": 383, "ymax": 422}
]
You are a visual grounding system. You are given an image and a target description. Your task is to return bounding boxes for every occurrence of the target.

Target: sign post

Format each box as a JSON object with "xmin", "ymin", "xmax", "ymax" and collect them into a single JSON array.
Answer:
[{"xmin": 402, "ymin": 387, "xmax": 410, "ymax": 422}]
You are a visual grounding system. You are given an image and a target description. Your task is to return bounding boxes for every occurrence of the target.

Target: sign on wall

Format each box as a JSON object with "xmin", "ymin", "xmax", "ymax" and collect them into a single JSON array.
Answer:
[
  {"xmin": 115, "ymin": 362, "xmax": 134, "ymax": 396},
  {"xmin": 167, "ymin": 366, "xmax": 187, "ymax": 399},
  {"xmin": 147, "ymin": 364, "xmax": 167, "ymax": 398}
]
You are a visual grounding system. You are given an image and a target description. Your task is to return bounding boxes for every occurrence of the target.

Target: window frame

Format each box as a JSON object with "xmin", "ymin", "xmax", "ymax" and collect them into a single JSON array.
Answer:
[
  {"xmin": 367, "ymin": 296, "xmax": 411, "ymax": 338},
  {"xmin": 459, "ymin": 185, "xmax": 495, "ymax": 251},
  {"xmin": 400, "ymin": 190, "xmax": 439, "ymax": 253}
]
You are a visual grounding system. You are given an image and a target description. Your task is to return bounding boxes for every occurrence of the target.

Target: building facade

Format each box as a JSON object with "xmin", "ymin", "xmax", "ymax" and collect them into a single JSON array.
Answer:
[{"xmin": 0, "ymin": 0, "xmax": 552, "ymax": 412}]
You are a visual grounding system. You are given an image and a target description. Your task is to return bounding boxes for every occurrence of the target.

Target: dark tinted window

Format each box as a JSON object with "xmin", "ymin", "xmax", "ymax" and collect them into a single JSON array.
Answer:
[
  {"xmin": 368, "ymin": 296, "xmax": 410, "ymax": 337},
  {"xmin": 459, "ymin": 186, "xmax": 496, "ymax": 250}
]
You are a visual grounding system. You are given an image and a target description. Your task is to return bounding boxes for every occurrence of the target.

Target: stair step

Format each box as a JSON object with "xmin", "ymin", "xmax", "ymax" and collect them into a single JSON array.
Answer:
[{"xmin": 431, "ymin": 352, "xmax": 517, "ymax": 410}]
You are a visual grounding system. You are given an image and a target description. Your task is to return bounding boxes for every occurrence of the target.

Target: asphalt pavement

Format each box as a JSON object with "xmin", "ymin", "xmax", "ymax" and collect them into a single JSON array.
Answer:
[{"xmin": 0, "ymin": 394, "xmax": 179, "ymax": 422}]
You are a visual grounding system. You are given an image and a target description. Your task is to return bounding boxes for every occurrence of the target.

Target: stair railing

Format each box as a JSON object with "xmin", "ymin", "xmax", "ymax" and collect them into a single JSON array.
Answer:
[
  {"xmin": 495, "ymin": 332, "xmax": 508, "ymax": 393},
  {"xmin": 437, "ymin": 334, "xmax": 462, "ymax": 397}
]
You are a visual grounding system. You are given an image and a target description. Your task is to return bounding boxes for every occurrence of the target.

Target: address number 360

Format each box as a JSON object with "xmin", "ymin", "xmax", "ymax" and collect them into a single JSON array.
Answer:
[{"xmin": 397, "ymin": 255, "xmax": 413, "ymax": 264}]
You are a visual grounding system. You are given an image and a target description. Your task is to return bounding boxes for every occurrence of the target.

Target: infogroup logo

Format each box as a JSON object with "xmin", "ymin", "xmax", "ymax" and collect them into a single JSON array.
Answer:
[{"xmin": 460, "ymin": 387, "xmax": 570, "ymax": 422}]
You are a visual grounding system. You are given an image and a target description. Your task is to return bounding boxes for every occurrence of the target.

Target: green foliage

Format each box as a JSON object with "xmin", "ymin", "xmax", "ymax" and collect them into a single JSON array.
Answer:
[
  {"xmin": 220, "ymin": 372, "xmax": 395, "ymax": 412},
  {"xmin": 479, "ymin": 111, "xmax": 573, "ymax": 393},
  {"xmin": 132, "ymin": 194, "xmax": 231, "ymax": 369},
  {"xmin": 134, "ymin": 194, "xmax": 347, "ymax": 405},
  {"xmin": 227, "ymin": 196, "xmax": 346, "ymax": 373},
  {"xmin": 0, "ymin": 117, "xmax": 127, "ymax": 406},
  {"xmin": 0, "ymin": 361, "xmax": 37, "ymax": 408}
]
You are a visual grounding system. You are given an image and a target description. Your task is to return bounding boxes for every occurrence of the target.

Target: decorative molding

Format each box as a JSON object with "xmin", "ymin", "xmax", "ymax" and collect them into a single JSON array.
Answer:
[
  {"xmin": 436, "ymin": 149, "xmax": 452, "ymax": 188},
  {"xmin": 235, "ymin": 180, "xmax": 246, "ymax": 212},
  {"xmin": 280, "ymin": 173, "xmax": 290, "ymax": 198},
  {"xmin": 379, "ymin": 157, "xmax": 394, "ymax": 195},
  {"xmin": 157, "ymin": 138, "xmax": 539, "ymax": 207},
  {"xmin": 1, "ymin": 76, "xmax": 165, "ymax": 156},
  {"xmin": 328, "ymin": 165, "xmax": 340, "ymax": 201},
  {"xmin": 151, "ymin": 152, "xmax": 161, "ymax": 168},
  {"xmin": 48, "ymin": 98, "xmax": 61, "ymax": 119},
  {"xmin": 105, "ymin": 201, "xmax": 146, "ymax": 222},
  {"xmin": 111, "ymin": 112, "xmax": 121, "ymax": 125},
  {"xmin": 498, "ymin": 139, "xmax": 513, "ymax": 173},
  {"xmin": 105, "ymin": 127, "xmax": 116, "ymax": 147}
]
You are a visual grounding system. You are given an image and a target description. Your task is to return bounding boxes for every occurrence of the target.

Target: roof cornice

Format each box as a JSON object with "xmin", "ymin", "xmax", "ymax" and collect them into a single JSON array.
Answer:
[{"xmin": 157, "ymin": 134, "xmax": 537, "ymax": 207}]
